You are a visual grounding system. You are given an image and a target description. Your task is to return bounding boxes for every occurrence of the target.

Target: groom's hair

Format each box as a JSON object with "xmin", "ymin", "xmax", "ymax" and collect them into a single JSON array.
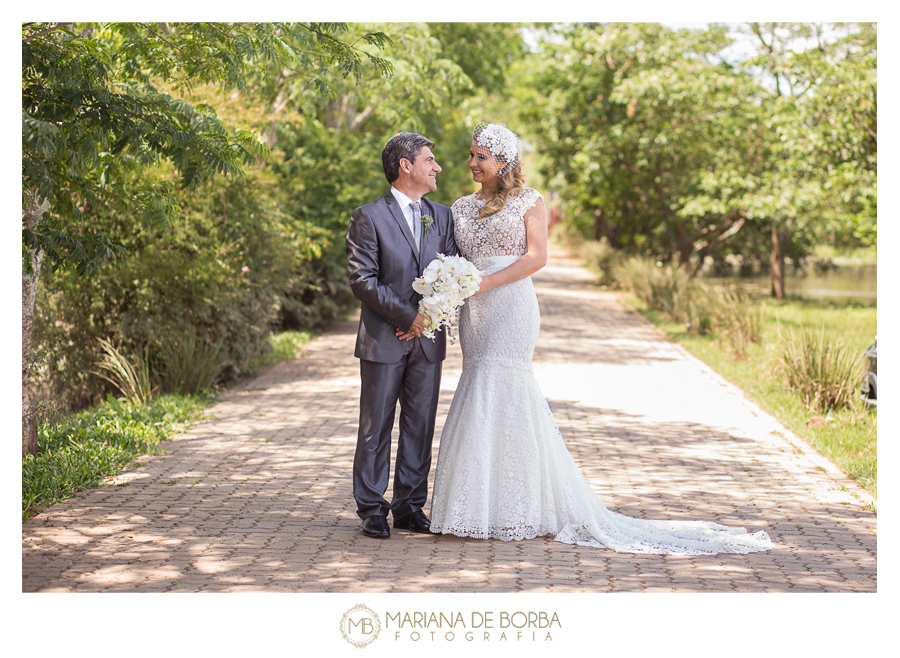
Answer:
[{"xmin": 382, "ymin": 132, "xmax": 435, "ymax": 184}]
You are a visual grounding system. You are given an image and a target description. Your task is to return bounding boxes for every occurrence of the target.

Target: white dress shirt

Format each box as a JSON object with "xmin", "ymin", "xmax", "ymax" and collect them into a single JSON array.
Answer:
[{"xmin": 390, "ymin": 187, "xmax": 420, "ymax": 238}]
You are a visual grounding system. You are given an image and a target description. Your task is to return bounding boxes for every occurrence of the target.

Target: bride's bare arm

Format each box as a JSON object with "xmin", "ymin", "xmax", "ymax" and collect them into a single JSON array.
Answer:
[{"xmin": 474, "ymin": 198, "xmax": 548, "ymax": 295}]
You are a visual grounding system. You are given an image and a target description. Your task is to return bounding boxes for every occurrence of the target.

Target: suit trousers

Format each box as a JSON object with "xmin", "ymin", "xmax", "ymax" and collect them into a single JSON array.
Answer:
[{"xmin": 353, "ymin": 341, "xmax": 442, "ymax": 521}]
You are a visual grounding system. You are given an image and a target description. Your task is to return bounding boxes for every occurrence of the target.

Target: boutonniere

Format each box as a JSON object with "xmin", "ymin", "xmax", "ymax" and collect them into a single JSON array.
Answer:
[{"xmin": 421, "ymin": 214, "xmax": 433, "ymax": 233}]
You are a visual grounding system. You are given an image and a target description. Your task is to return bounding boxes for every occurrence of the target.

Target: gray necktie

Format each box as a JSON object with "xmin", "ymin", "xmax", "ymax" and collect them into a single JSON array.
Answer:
[{"xmin": 410, "ymin": 201, "xmax": 421, "ymax": 247}]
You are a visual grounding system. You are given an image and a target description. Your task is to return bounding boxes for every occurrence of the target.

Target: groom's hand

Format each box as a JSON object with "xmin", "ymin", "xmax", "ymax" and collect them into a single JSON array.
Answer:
[{"xmin": 395, "ymin": 313, "xmax": 426, "ymax": 340}]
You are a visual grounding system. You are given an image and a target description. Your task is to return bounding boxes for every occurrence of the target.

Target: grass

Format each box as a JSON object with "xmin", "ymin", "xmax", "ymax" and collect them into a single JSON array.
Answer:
[
  {"xmin": 629, "ymin": 294, "xmax": 877, "ymax": 495},
  {"xmin": 812, "ymin": 244, "xmax": 877, "ymax": 266},
  {"xmin": 22, "ymin": 394, "xmax": 209, "ymax": 521},
  {"xmin": 23, "ymin": 329, "xmax": 317, "ymax": 522},
  {"xmin": 250, "ymin": 329, "xmax": 316, "ymax": 373}
]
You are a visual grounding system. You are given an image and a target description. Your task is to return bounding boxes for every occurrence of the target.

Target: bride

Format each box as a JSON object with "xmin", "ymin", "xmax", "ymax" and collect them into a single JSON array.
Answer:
[{"xmin": 428, "ymin": 122, "xmax": 774, "ymax": 555}]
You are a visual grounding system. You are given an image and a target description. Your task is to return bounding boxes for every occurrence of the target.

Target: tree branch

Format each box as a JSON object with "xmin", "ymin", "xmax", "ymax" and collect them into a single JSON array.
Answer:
[
  {"xmin": 23, "ymin": 22, "xmax": 74, "ymax": 44},
  {"xmin": 138, "ymin": 22, "xmax": 183, "ymax": 52}
]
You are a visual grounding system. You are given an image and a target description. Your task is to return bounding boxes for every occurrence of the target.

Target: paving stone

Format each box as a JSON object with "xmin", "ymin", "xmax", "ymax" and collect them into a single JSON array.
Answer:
[{"xmin": 21, "ymin": 244, "xmax": 876, "ymax": 592}]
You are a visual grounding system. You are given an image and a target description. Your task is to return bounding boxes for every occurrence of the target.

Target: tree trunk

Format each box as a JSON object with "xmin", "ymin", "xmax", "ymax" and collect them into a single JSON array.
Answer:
[
  {"xmin": 770, "ymin": 224, "xmax": 789, "ymax": 299},
  {"xmin": 324, "ymin": 95, "xmax": 373, "ymax": 132},
  {"xmin": 673, "ymin": 221, "xmax": 694, "ymax": 268},
  {"xmin": 22, "ymin": 193, "xmax": 49, "ymax": 456}
]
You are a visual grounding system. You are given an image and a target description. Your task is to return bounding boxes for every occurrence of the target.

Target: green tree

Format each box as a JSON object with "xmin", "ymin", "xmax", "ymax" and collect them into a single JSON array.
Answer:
[
  {"xmin": 29, "ymin": 22, "xmax": 520, "ymax": 418},
  {"xmin": 521, "ymin": 22, "xmax": 875, "ymax": 298},
  {"xmin": 21, "ymin": 21, "xmax": 392, "ymax": 455},
  {"xmin": 727, "ymin": 22, "xmax": 876, "ymax": 297},
  {"xmin": 249, "ymin": 23, "xmax": 481, "ymax": 332},
  {"xmin": 524, "ymin": 23, "xmax": 761, "ymax": 266},
  {"xmin": 427, "ymin": 22, "xmax": 526, "ymax": 92}
]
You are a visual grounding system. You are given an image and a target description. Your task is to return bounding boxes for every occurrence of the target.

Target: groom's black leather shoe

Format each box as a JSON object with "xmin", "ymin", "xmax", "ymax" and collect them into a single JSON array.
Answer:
[
  {"xmin": 362, "ymin": 515, "xmax": 391, "ymax": 539},
  {"xmin": 394, "ymin": 510, "xmax": 432, "ymax": 534}
]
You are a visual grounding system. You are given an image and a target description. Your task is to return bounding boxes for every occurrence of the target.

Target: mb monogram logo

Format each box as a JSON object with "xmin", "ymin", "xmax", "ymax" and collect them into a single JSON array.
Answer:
[{"xmin": 340, "ymin": 604, "xmax": 382, "ymax": 648}]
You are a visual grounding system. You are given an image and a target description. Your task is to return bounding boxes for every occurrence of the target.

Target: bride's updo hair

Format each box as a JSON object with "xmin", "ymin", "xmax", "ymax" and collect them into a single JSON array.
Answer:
[{"xmin": 472, "ymin": 122, "xmax": 526, "ymax": 219}]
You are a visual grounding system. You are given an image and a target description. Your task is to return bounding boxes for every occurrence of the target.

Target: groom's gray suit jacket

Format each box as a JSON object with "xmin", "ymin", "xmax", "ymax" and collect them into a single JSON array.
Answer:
[
  {"xmin": 346, "ymin": 191, "xmax": 457, "ymax": 520},
  {"xmin": 346, "ymin": 192, "xmax": 457, "ymax": 362}
]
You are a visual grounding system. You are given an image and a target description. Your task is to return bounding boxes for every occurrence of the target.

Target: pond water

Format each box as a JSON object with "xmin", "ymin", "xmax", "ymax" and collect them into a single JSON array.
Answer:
[{"xmin": 702, "ymin": 265, "xmax": 877, "ymax": 304}]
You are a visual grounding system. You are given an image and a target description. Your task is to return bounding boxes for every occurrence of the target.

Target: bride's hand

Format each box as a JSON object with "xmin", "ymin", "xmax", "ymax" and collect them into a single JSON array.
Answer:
[{"xmin": 473, "ymin": 274, "xmax": 494, "ymax": 296}]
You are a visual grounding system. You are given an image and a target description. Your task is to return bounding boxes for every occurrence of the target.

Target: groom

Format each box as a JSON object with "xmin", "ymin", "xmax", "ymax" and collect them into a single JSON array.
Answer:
[{"xmin": 345, "ymin": 132, "xmax": 458, "ymax": 539}]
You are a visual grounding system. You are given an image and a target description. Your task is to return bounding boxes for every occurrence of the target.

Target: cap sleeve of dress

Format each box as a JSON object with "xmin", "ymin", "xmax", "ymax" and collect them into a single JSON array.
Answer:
[{"xmin": 516, "ymin": 188, "xmax": 543, "ymax": 216}]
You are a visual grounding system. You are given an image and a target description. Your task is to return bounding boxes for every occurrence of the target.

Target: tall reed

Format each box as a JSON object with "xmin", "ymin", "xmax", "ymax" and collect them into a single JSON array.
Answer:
[
  {"xmin": 614, "ymin": 256, "xmax": 694, "ymax": 322},
  {"xmin": 777, "ymin": 325, "xmax": 866, "ymax": 411},
  {"xmin": 713, "ymin": 287, "xmax": 765, "ymax": 358},
  {"xmin": 683, "ymin": 284, "xmax": 718, "ymax": 336},
  {"xmin": 578, "ymin": 237, "xmax": 623, "ymax": 285},
  {"xmin": 615, "ymin": 257, "xmax": 765, "ymax": 357},
  {"xmin": 92, "ymin": 338, "xmax": 155, "ymax": 405},
  {"xmin": 159, "ymin": 333, "xmax": 229, "ymax": 396}
]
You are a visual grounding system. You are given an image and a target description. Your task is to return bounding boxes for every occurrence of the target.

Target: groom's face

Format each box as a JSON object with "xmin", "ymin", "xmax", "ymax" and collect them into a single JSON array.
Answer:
[{"xmin": 404, "ymin": 146, "xmax": 441, "ymax": 197}]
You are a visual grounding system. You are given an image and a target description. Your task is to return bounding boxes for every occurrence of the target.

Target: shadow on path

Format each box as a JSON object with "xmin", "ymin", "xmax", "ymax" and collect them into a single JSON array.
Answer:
[{"xmin": 22, "ymin": 249, "xmax": 876, "ymax": 593}]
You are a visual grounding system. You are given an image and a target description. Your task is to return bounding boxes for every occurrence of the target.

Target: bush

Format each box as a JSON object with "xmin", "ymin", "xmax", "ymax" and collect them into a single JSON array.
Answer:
[
  {"xmin": 578, "ymin": 237, "xmax": 624, "ymax": 285},
  {"xmin": 683, "ymin": 284, "xmax": 718, "ymax": 336},
  {"xmin": 30, "ymin": 71, "xmax": 478, "ymax": 411},
  {"xmin": 614, "ymin": 257, "xmax": 765, "ymax": 358},
  {"xmin": 32, "ymin": 157, "xmax": 353, "ymax": 411},
  {"xmin": 777, "ymin": 325, "xmax": 866, "ymax": 411}
]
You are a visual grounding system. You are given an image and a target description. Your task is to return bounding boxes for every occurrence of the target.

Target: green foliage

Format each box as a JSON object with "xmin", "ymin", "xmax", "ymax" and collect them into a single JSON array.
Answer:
[
  {"xmin": 107, "ymin": 22, "xmax": 394, "ymax": 93},
  {"xmin": 578, "ymin": 238, "xmax": 624, "ymax": 287},
  {"xmin": 614, "ymin": 255, "xmax": 764, "ymax": 357},
  {"xmin": 614, "ymin": 256, "xmax": 695, "ymax": 321},
  {"xmin": 251, "ymin": 330, "xmax": 316, "ymax": 373},
  {"xmin": 32, "ymin": 162, "xmax": 322, "ymax": 409},
  {"xmin": 522, "ymin": 22, "xmax": 876, "ymax": 281},
  {"xmin": 525, "ymin": 23, "xmax": 759, "ymax": 266},
  {"xmin": 724, "ymin": 23, "xmax": 877, "ymax": 249},
  {"xmin": 30, "ymin": 22, "xmax": 521, "ymax": 411},
  {"xmin": 681, "ymin": 288, "xmax": 717, "ymax": 337},
  {"xmin": 22, "ymin": 21, "xmax": 394, "ymax": 276},
  {"xmin": 777, "ymin": 325, "xmax": 866, "ymax": 412},
  {"xmin": 426, "ymin": 23, "xmax": 526, "ymax": 92},
  {"xmin": 22, "ymin": 394, "xmax": 207, "ymax": 521}
]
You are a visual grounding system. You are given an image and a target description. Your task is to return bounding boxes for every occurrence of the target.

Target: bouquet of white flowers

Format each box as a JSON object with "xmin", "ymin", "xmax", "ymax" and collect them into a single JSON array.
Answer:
[{"xmin": 412, "ymin": 253, "xmax": 482, "ymax": 341}]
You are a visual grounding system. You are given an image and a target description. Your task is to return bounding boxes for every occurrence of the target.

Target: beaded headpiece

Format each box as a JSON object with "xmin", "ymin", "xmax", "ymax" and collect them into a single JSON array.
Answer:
[{"xmin": 472, "ymin": 122, "xmax": 521, "ymax": 176}]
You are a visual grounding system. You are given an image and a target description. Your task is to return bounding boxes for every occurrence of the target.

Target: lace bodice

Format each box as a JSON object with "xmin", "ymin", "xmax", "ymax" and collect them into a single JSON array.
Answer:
[{"xmin": 452, "ymin": 188, "xmax": 543, "ymax": 262}]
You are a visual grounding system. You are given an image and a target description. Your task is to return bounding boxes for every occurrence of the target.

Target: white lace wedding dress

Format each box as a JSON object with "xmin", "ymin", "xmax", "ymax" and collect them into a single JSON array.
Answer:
[{"xmin": 429, "ymin": 188, "xmax": 774, "ymax": 554}]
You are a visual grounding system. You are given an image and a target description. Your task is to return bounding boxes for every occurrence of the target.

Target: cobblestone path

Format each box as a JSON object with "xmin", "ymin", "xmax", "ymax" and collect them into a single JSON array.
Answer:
[{"xmin": 22, "ymin": 245, "xmax": 876, "ymax": 592}]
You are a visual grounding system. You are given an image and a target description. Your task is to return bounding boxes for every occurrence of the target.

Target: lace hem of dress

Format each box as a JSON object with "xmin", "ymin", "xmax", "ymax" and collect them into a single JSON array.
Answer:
[
  {"xmin": 430, "ymin": 523, "xmax": 555, "ymax": 542},
  {"xmin": 431, "ymin": 523, "xmax": 774, "ymax": 554}
]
